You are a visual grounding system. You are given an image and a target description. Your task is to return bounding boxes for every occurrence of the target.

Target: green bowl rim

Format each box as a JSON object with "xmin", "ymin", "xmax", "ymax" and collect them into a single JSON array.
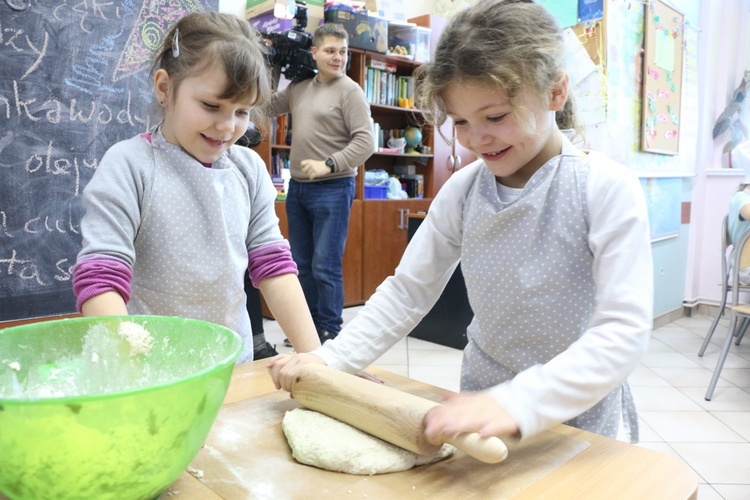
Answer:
[{"xmin": 0, "ymin": 315, "xmax": 242, "ymax": 405}]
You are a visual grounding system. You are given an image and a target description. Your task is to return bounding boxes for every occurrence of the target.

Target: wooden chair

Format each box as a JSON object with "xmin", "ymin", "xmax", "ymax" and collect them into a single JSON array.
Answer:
[{"xmin": 705, "ymin": 218, "xmax": 750, "ymax": 400}]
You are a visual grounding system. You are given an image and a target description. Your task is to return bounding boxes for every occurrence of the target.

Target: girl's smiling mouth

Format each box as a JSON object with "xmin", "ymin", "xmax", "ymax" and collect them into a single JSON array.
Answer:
[
  {"xmin": 202, "ymin": 134, "xmax": 227, "ymax": 147},
  {"xmin": 481, "ymin": 146, "xmax": 511, "ymax": 161}
]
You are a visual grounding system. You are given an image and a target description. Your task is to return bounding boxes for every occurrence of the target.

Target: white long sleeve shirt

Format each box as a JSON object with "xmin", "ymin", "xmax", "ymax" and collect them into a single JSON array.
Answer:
[{"xmin": 314, "ymin": 135, "xmax": 653, "ymax": 439}]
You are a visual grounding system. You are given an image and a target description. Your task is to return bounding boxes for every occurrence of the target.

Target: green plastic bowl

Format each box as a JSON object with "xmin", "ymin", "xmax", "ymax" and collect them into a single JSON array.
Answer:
[{"xmin": 0, "ymin": 316, "xmax": 242, "ymax": 500}]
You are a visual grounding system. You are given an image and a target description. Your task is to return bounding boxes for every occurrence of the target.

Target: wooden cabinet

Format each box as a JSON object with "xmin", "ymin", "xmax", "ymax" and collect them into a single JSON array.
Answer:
[
  {"xmin": 362, "ymin": 199, "xmax": 430, "ymax": 298},
  {"xmin": 273, "ymin": 200, "xmax": 364, "ymax": 306},
  {"xmin": 260, "ymin": 200, "xmax": 364, "ymax": 318}
]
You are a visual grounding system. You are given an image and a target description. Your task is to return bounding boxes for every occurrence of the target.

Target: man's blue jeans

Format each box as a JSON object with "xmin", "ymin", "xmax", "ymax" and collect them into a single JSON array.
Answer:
[{"xmin": 286, "ymin": 177, "xmax": 355, "ymax": 334}]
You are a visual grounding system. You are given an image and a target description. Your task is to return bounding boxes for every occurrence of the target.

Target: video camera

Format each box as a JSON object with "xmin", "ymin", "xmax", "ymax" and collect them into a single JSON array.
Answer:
[{"xmin": 262, "ymin": 1, "xmax": 317, "ymax": 83}]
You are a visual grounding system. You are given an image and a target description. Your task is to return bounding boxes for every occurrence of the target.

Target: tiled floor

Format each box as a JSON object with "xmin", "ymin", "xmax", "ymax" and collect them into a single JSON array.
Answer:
[{"xmin": 263, "ymin": 307, "xmax": 750, "ymax": 499}]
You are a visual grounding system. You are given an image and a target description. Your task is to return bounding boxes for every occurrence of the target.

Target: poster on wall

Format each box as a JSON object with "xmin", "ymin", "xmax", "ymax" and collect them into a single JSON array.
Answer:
[
  {"xmin": 640, "ymin": 0, "xmax": 685, "ymax": 155},
  {"xmin": 639, "ymin": 177, "xmax": 681, "ymax": 241},
  {"xmin": 578, "ymin": 0, "xmax": 603, "ymax": 23}
]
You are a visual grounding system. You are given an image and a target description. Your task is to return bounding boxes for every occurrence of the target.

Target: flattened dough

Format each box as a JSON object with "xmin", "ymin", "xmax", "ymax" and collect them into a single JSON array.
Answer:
[{"xmin": 282, "ymin": 408, "xmax": 455, "ymax": 475}]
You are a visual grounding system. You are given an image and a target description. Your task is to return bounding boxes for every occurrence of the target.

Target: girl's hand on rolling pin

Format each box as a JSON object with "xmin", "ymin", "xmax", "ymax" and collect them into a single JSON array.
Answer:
[
  {"xmin": 424, "ymin": 392, "xmax": 520, "ymax": 442},
  {"xmin": 266, "ymin": 353, "xmax": 326, "ymax": 392}
]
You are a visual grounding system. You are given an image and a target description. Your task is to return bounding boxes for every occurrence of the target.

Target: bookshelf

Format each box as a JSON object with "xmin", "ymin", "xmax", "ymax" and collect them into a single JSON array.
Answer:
[{"xmin": 253, "ymin": 38, "xmax": 456, "ymax": 307}]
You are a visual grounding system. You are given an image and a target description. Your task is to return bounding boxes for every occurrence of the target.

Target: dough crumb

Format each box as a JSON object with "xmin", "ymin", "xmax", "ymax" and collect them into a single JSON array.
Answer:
[
  {"xmin": 117, "ymin": 321, "xmax": 154, "ymax": 356},
  {"xmin": 8, "ymin": 361, "xmax": 21, "ymax": 371},
  {"xmin": 186, "ymin": 466, "xmax": 204, "ymax": 479}
]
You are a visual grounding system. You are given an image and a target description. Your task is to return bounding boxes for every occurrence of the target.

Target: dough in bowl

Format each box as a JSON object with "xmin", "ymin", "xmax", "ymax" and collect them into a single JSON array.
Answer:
[{"xmin": 282, "ymin": 408, "xmax": 455, "ymax": 475}]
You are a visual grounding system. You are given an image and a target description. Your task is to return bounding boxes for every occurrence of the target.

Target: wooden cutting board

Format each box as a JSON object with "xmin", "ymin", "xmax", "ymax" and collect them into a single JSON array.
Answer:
[{"xmin": 180, "ymin": 390, "xmax": 590, "ymax": 499}]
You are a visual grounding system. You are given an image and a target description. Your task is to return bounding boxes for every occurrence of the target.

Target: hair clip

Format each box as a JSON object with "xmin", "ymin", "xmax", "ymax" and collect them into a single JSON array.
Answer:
[{"xmin": 172, "ymin": 28, "xmax": 180, "ymax": 58}]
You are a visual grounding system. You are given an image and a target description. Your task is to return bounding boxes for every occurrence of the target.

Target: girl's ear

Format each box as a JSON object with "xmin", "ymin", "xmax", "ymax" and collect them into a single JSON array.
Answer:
[
  {"xmin": 154, "ymin": 69, "xmax": 171, "ymax": 106},
  {"xmin": 549, "ymin": 73, "xmax": 569, "ymax": 112}
]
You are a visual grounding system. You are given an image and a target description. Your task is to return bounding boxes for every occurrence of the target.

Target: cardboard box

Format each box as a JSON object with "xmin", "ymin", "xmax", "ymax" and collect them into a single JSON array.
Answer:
[
  {"xmin": 394, "ymin": 163, "xmax": 416, "ymax": 175},
  {"xmin": 388, "ymin": 24, "xmax": 431, "ymax": 62},
  {"xmin": 249, "ymin": 12, "xmax": 293, "ymax": 33},
  {"xmin": 246, "ymin": 0, "xmax": 276, "ymax": 19},
  {"xmin": 324, "ymin": 9, "xmax": 388, "ymax": 53},
  {"xmin": 364, "ymin": 0, "xmax": 408, "ymax": 23}
]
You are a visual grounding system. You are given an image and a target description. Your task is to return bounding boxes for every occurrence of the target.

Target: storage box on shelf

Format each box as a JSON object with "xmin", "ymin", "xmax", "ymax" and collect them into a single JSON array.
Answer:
[
  {"xmin": 249, "ymin": 11, "xmax": 293, "ymax": 33},
  {"xmin": 324, "ymin": 8, "xmax": 388, "ymax": 53},
  {"xmin": 387, "ymin": 24, "xmax": 431, "ymax": 63},
  {"xmin": 245, "ymin": 0, "xmax": 277, "ymax": 18},
  {"xmin": 364, "ymin": 184, "xmax": 388, "ymax": 199}
]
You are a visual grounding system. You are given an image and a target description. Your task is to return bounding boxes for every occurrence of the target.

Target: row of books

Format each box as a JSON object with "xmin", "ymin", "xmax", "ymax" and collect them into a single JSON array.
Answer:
[
  {"xmin": 271, "ymin": 114, "xmax": 292, "ymax": 146},
  {"xmin": 364, "ymin": 68, "xmax": 415, "ymax": 108},
  {"xmin": 271, "ymin": 152, "xmax": 291, "ymax": 200},
  {"xmin": 270, "ymin": 152, "xmax": 290, "ymax": 179}
]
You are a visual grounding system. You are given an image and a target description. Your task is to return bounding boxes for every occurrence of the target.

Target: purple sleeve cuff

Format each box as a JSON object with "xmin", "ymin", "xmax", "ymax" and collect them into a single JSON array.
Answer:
[
  {"xmin": 72, "ymin": 256, "xmax": 133, "ymax": 312},
  {"xmin": 247, "ymin": 241, "xmax": 298, "ymax": 287}
]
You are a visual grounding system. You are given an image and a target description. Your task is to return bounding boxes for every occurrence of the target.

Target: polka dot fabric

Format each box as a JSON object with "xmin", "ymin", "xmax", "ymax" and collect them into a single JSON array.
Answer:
[
  {"xmin": 128, "ymin": 132, "xmax": 268, "ymax": 364},
  {"xmin": 460, "ymin": 153, "xmax": 637, "ymax": 441}
]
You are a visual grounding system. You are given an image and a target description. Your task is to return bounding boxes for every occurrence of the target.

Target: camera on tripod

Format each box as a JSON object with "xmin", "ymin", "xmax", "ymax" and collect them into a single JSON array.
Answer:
[{"xmin": 261, "ymin": 1, "xmax": 317, "ymax": 82}]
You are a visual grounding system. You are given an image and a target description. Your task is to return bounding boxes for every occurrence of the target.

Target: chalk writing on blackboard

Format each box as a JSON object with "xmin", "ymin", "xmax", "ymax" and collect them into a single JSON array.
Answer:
[{"xmin": 0, "ymin": 0, "xmax": 217, "ymax": 322}]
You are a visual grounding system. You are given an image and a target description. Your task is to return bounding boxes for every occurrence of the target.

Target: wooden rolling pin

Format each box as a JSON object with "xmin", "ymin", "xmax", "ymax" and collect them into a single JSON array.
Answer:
[{"xmin": 290, "ymin": 364, "xmax": 508, "ymax": 464}]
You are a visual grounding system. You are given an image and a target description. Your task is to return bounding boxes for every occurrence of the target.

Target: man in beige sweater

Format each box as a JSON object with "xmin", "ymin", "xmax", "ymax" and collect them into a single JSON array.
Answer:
[{"xmin": 267, "ymin": 23, "xmax": 375, "ymax": 344}]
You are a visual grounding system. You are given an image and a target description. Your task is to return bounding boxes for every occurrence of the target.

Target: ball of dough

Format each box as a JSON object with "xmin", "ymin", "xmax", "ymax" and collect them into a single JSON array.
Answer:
[{"xmin": 282, "ymin": 408, "xmax": 454, "ymax": 475}]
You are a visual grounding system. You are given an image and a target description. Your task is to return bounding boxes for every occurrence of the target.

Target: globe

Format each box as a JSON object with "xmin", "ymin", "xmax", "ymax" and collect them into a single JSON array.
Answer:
[{"xmin": 404, "ymin": 126, "xmax": 422, "ymax": 153}]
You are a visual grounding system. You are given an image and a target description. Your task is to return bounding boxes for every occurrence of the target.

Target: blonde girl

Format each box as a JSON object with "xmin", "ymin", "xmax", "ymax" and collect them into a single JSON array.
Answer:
[{"xmin": 269, "ymin": 0, "xmax": 652, "ymax": 443}]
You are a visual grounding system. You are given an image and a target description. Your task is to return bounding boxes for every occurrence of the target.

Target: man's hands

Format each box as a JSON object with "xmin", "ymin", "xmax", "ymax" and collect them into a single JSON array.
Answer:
[{"xmin": 300, "ymin": 159, "xmax": 329, "ymax": 180}]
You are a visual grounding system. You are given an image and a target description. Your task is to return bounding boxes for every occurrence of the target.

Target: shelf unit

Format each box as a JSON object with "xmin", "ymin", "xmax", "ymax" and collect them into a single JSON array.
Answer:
[{"xmin": 253, "ymin": 44, "xmax": 452, "ymax": 308}]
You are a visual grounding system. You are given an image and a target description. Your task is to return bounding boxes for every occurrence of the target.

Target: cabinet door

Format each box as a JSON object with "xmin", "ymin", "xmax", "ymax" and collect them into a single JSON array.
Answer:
[
  {"xmin": 362, "ymin": 199, "xmax": 430, "ymax": 299},
  {"xmin": 343, "ymin": 200, "xmax": 364, "ymax": 305},
  {"xmin": 273, "ymin": 200, "xmax": 363, "ymax": 306}
]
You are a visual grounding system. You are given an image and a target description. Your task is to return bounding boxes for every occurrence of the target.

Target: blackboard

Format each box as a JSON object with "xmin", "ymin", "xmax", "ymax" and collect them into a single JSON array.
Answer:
[{"xmin": 0, "ymin": 0, "xmax": 217, "ymax": 322}]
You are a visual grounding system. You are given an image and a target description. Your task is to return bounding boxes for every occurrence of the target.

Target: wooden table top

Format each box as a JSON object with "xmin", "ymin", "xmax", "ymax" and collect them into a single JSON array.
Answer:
[{"xmin": 166, "ymin": 361, "xmax": 699, "ymax": 499}]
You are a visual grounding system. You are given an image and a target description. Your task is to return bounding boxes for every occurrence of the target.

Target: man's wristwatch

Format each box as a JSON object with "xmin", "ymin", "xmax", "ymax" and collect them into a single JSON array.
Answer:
[{"xmin": 325, "ymin": 157, "xmax": 335, "ymax": 173}]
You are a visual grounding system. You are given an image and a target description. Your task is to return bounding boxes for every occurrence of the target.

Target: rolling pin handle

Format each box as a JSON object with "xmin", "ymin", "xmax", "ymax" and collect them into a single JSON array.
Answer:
[{"xmin": 442, "ymin": 433, "xmax": 509, "ymax": 464}]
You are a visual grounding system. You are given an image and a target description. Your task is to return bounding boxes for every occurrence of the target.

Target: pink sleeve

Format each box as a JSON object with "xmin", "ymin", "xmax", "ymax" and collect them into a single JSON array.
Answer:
[
  {"xmin": 247, "ymin": 241, "xmax": 298, "ymax": 288},
  {"xmin": 72, "ymin": 256, "xmax": 133, "ymax": 312}
]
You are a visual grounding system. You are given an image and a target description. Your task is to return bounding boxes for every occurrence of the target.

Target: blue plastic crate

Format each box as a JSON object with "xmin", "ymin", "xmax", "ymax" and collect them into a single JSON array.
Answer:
[{"xmin": 364, "ymin": 184, "xmax": 388, "ymax": 199}]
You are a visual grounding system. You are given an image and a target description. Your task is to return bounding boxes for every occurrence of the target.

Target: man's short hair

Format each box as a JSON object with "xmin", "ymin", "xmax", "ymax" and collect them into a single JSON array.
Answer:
[{"xmin": 313, "ymin": 23, "xmax": 349, "ymax": 47}]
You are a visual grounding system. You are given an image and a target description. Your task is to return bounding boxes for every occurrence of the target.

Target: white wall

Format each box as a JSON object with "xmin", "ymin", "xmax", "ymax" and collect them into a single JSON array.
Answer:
[
  {"xmin": 685, "ymin": 0, "xmax": 750, "ymax": 308},
  {"xmin": 219, "ymin": 0, "xmax": 246, "ymax": 16}
]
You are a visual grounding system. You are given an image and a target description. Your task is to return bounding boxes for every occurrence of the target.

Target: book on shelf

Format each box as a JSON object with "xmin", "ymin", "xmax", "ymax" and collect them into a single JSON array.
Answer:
[
  {"xmin": 366, "ymin": 56, "xmax": 397, "ymax": 73},
  {"xmin": 271, "ymin": 114, "xmax": 292, "ymax": 146}
]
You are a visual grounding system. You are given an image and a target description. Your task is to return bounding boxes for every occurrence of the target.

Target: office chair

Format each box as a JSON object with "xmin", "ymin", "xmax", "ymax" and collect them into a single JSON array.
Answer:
[{"xmin": 705, "ymin": 219, "xmax": 750, "ymax": 400}]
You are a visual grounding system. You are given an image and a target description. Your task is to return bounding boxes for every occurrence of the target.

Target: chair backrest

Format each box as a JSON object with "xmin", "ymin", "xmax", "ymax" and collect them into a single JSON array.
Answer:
[
  {"xmin": 737, "ymin": 227, "xmax": 750, "ymax": 271},
  {"xmin": 721, "ymin": 214, "xmax": 730, "ymax": 281},
  {"xmin": 730, "ymin": 220, "xmax": 750, "ymax": 304}
]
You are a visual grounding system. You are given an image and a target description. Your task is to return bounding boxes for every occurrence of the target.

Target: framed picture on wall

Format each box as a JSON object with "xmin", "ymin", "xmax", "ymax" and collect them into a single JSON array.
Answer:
[{"xmin": 641, "ymin": 0, "xmax": 685, "ymax": 155}]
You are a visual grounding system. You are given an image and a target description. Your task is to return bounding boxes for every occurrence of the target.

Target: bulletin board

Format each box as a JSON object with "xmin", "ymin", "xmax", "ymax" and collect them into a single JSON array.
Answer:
[{"xmin": 640, "ymin": 0, "xmax": 685, "ymax": 154}]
